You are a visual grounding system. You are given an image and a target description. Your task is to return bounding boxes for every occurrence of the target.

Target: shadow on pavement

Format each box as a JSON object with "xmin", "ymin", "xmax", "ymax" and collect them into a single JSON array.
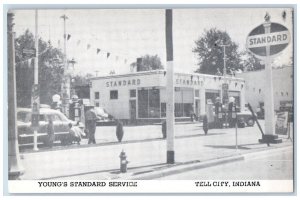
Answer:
[{"xmin": 204, "ymin": 144, "xmax": 252, "ymax": 150}]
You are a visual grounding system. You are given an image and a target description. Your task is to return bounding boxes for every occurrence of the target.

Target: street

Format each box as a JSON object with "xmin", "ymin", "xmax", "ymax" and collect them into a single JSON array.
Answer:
[
  {"xmin": 18, "ymin": 121, "xmax": 293, "ymax": 180},
  {"xmin": 158, "ymin": 146, "xmax": 293, "ymax": 180}
]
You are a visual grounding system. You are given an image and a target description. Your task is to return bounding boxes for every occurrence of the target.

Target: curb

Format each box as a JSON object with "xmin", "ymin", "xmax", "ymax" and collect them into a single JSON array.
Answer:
[
  {"xmin": 130, "ymin": 145, "xmax": 293, "ymax": 180},
  {"xmin": 131, "ymin": 155, "xmax": 244, "ymax": 180}
]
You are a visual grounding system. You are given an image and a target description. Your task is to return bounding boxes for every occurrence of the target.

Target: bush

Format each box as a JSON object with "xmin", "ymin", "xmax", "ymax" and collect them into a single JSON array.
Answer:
[{"xmin": 116, "ymin": 120, "xmax": 124, "ymax": 142}]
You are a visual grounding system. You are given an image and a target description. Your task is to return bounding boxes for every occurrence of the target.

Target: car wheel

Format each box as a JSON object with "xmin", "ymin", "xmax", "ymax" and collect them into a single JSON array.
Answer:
[{"xmin": 247, "ymin": 118, "xmax": 255, "ymax": 126}]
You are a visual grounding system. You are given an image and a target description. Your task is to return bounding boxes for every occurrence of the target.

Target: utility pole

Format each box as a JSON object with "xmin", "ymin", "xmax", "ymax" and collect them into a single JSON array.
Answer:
[
  {"xmin": 60, "ymin": 14, "xmax": 70, "ymax": 117},
  {"xmin": 219, "ymin": 44, "xmax": 230, "ymax": 77},
  {"xmin": 8, "ymin": 11, "xmax": 24, "ymax": 179},
  {"xmin": 165, "ymin": 9, "xmax": 175, "ymax": 164}
]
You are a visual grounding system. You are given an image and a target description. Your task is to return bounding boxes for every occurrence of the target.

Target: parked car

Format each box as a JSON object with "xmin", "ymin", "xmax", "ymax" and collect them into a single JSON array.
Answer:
[
  {"xmin": 17, "ymin": 108, "xmax": 84, "ymax": 146},
  {"xmin": 237, "ymin": 108, "xmax": 256, "ymax": 126}
]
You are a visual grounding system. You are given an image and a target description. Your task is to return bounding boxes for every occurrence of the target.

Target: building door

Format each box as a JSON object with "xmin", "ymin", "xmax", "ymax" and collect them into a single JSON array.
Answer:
[
  {"xmin": 195, "ymin": 99, "xmax": 200, "ymax": 117},
  {"xmin": 129, "ymin": 100, "xmax": 136, "ymax": 122}
]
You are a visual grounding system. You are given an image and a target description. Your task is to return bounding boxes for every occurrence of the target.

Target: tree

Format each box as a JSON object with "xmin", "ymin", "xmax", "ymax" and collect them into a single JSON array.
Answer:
[
  {"xmin": 130, "ymin": 54, "xmax": 164, "ymax": 71},
  {"xmin": 15, "ymin": 30, "xmax": 64, "ymax": 107},
  {"xmin": 193, "ymin": 28, "xmax": 243, "ymax": 75},
  {"xmin": 240, "ymin": 50, "xmax": 264, "ymax": 71}
]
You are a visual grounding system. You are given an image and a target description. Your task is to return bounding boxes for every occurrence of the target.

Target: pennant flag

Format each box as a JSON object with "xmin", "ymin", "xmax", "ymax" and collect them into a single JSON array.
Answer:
[
  {"xmin": 107, "ymin": 52, "xmax": 110, "ymax": 58},
  {"xmin": 97, "ymin": 48, "xmax": 101, "ymax": 54},
  {"xmin": 87, "ymin": 44, "xmax": 91, "ymax": 50},
  {"xmin": 77, "ymin": 40, "xmax": 81, "ymax": 46},
  {"xmin": 67, "ymin": 34, "xmax": 71, "ymax": 40}
]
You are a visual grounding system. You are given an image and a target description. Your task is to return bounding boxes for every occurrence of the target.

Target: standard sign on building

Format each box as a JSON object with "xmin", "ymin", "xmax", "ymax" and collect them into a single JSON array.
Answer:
[{"xmin": 246, "ymin": 22, "xmax": 290, "ymax": 59}]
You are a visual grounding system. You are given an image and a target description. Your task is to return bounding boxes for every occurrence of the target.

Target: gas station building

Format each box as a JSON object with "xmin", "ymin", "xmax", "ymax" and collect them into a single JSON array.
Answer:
[{"xmin": 89, "ymin": 70, "xmax": 245, "ymax": 123}]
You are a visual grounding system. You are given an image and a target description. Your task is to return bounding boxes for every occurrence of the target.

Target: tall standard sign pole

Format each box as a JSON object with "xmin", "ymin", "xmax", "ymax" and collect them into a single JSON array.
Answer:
[
  {"xmin": 246, "ymin": 13, "xmax": 290, "ymax": 144},
  {"xmin": 262, "ymin": 21, "xmax": 275, "ymax": 137},
  {"xmin": 165, "ymin": 9, "xmax": 175, "ymax": 164}
]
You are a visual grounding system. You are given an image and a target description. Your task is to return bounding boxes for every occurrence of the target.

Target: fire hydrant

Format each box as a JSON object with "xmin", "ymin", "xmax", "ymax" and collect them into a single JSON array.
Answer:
[{"xmin": 119, "ymin": 150, "xmax": 129, "ymax": 173}]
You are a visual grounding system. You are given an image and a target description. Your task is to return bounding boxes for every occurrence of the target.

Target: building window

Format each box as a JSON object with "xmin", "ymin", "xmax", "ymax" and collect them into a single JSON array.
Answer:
[
  {"xmin": 138, "ymin": 88, "xmax": 160, "ymax": 118},
  {"xmin": 175, "ymin": 88, "xmax": 194, "ymax": 117},
  {"xmin": 195, "ymin": 89, "xmax": 200, "ymax": 98},
  {"xmin": 130, "ymin": 89, "xmax": 136, "ymax": 98},
  {"xmin": 110, "ymin": 90, "xmax": 118, "ymax": 99},
  {"xmin": 95, "ymin": 102, "xmax": 100, "ymax": 107},
  {"xmin": 95, "ymin": 92, "xmax": 100, "ymax": 99}
]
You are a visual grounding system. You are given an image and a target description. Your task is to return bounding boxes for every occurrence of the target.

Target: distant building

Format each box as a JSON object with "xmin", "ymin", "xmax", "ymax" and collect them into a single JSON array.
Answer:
[
  {"xmin": 89, "ymin": 70, "xmax": 245, "ymax": 123},
  {"xmin": 236, "ymin": 66, "xmax": 293, "ymax": 110}
]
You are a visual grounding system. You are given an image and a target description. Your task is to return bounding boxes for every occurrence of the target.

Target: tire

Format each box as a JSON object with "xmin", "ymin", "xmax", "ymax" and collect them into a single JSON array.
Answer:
[{"xmin": 246, "ymin": 118, "xmax": 255, "ymax": 126}]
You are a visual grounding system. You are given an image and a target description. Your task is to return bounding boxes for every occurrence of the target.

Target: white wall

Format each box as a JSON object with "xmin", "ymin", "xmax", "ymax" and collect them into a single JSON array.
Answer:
[
  {"xmin": 90, "ymin": 71, "xmax": 245, "ymax": 119},
  {"xmin": 236, "ymin": 66, "xmax": 293, "ymax": 110}
]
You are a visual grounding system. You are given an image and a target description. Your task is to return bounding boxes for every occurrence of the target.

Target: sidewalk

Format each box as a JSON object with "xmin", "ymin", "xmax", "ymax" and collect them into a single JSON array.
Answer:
[{"xmin": 18, "ymin": 121, "xmax": 293, "ymax": 180}]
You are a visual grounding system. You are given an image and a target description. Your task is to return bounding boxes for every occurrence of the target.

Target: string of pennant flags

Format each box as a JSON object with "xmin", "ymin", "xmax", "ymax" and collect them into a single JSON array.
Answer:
[{"xmin": 57, "ymin": 36, "xmax": 130, "ymax": 64}]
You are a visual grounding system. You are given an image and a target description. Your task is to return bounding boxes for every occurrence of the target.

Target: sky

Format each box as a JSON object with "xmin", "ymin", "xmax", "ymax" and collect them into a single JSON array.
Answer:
[{"xmin": 12, "ymin": 8, "xmax": 294, "ymax": 76}]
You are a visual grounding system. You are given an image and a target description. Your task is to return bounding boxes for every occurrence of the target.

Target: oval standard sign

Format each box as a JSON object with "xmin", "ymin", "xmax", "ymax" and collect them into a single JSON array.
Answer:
[{"xmin": 246, "ymin": 22, "xmax": 290, "ymax": 59}]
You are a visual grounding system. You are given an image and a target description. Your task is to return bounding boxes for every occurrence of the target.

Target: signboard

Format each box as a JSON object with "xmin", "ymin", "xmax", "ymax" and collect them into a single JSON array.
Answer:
[
  {"xmin": 22, "ymin": 48, "xmax": 36, "ymax": 57},
  {"xmin": 275, "ymin": 112, "xmax": 288, "ymax": 135},
  {"xmin": 246, "ymin": 22, "xmax": 290, "ymax": 59}
]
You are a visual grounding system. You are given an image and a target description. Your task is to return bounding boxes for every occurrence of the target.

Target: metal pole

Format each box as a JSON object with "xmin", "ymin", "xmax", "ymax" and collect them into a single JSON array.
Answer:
[
  {"xmin": 223, "ymin": 45, "xmax": 226, "ymax": 77},
  {"xmin": 33, "ymin": 9, "xmax": 39, "ymax": 151},
  {"xmin": 263, "ymin": 21, "xmax": 275, "ymax": 137},
  {"xmin": 61, "ymin": 14, "xmax": 70, "ymax": 117},
  {"xmin": 8, "ymin": 11, "xmax": 24, "ymax": 179},
  {"xmin": 165, "ymin": 9, "xmax": 175, "ymax": 164},
  {"xmin": 235, "ymin": 121, "xmax": 238, "ymax": 150}
]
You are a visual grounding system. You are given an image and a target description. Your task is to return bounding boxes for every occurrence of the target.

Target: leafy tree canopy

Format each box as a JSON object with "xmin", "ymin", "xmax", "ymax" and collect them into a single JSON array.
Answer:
[
  {"xmin": 193, "ymin": 28, "xmax": 243, "ymax": 75},
  {"xmin": 130, "ymin": 54, "xmax": 164, "ymax": 71}
]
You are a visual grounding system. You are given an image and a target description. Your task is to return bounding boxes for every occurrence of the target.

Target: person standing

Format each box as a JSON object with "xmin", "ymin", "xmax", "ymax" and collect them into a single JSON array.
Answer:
[
  {"xmin": 85, "ymin": 107, "xmax": 97, "ymax": 144},
  {"xmin": 46, "ymin": 118, "xmax": 55, "ymax": 148},
  {"xmin": 203, "ymin": 115, "xmax": 208, "ymax": 135}
]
